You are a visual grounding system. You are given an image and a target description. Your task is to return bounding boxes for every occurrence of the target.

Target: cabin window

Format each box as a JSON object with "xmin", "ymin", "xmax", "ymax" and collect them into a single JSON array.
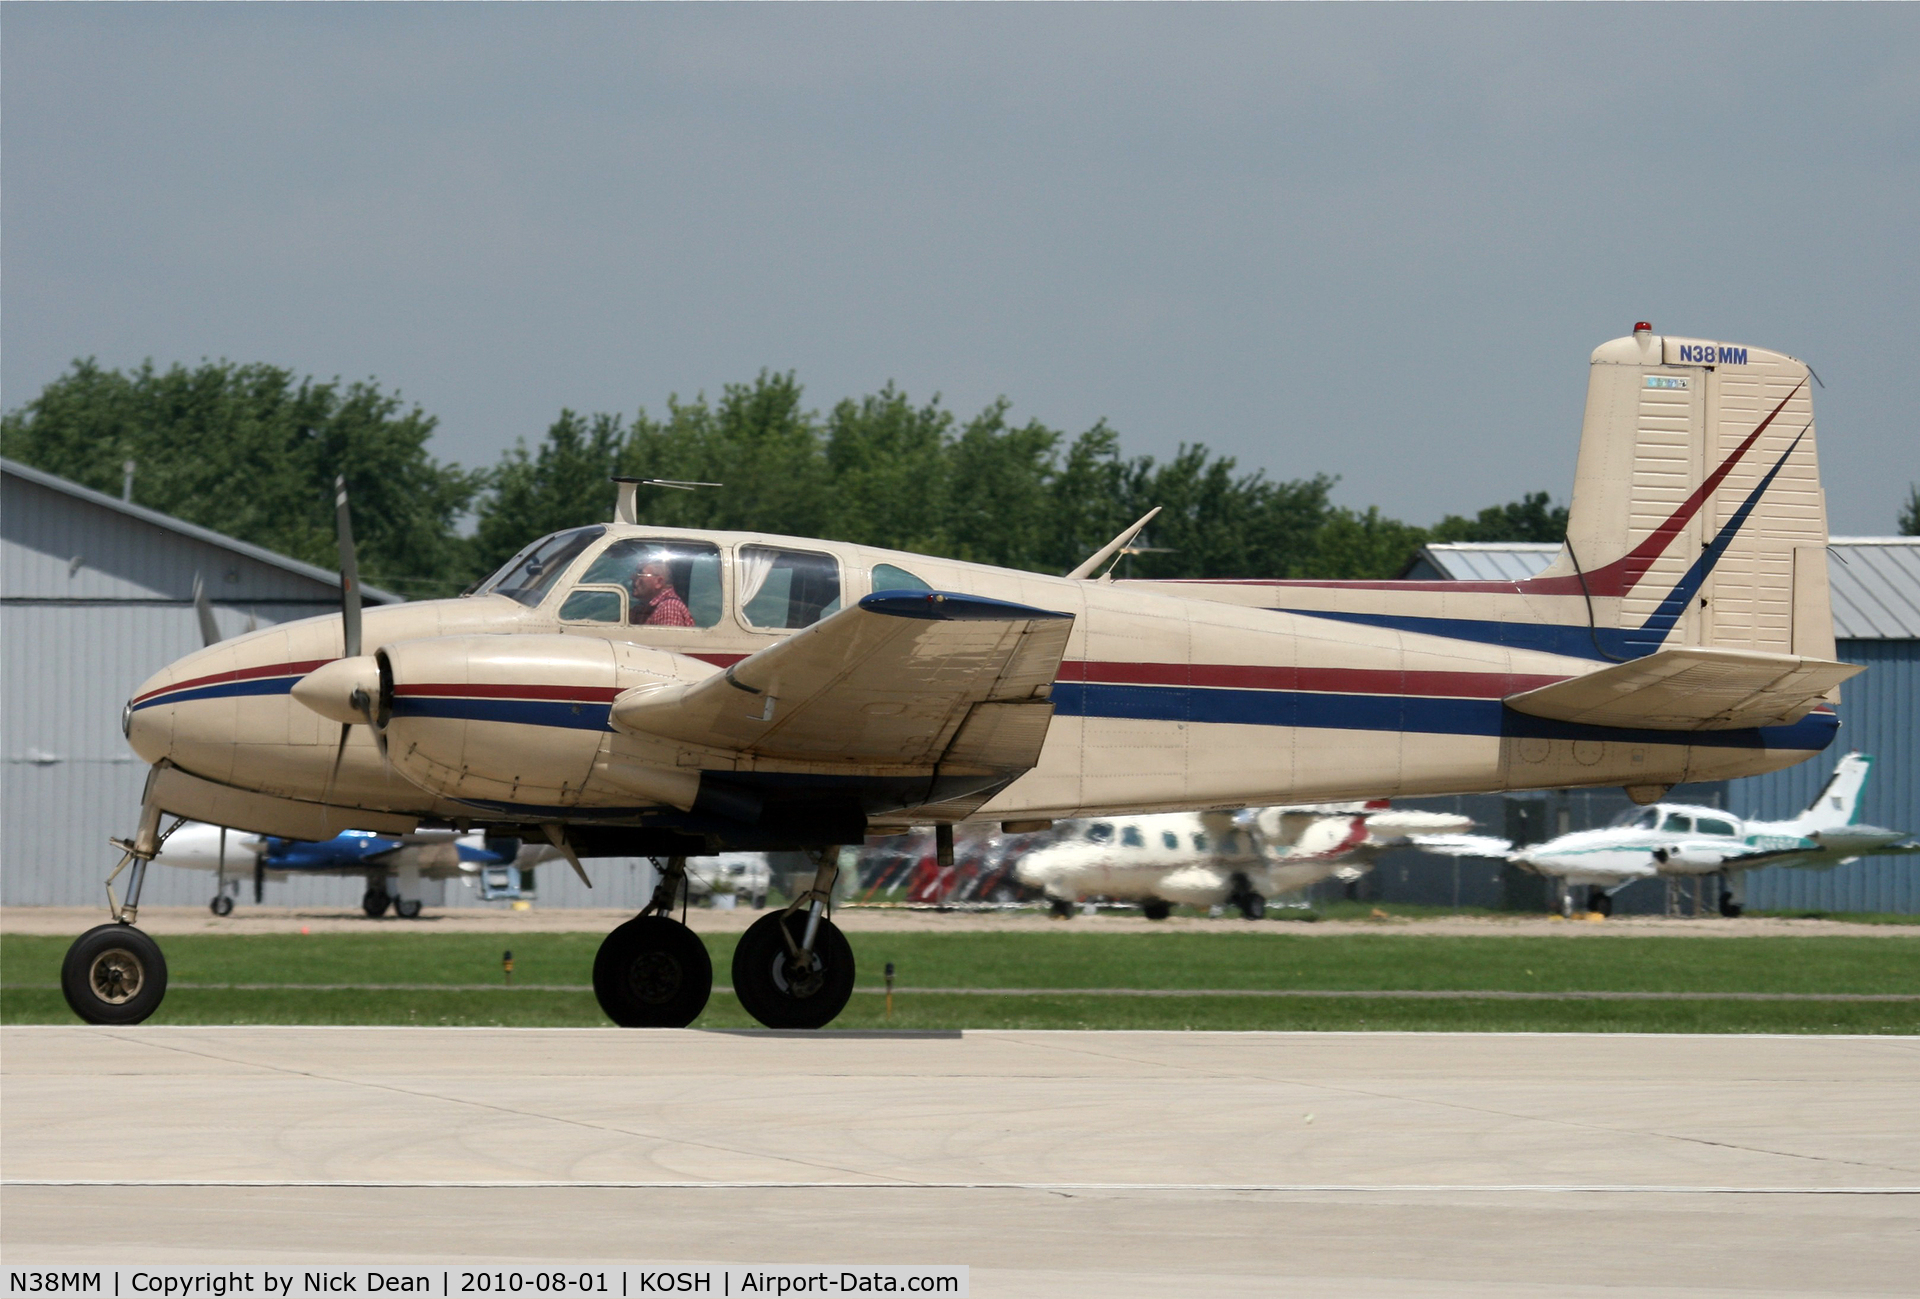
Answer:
[
  {"xmin": 1661, "ymin": 812, "xmax": 1694, "ymax": 832},
  {"xmin": 1192, "ymin": 833, "xmax": 1208, "ymax": 851},
  {"xmin": 479, "ymin": 526, "xmax": 605, "ymax": 607},
  {"xmin": 1121, "ymin": 826, "xmax": 1145, "ymax": 848},
  {"xmin": 1161, "ymin": 830, "xmax": 1180, "ymax": 850},
  {"xmin": 1634, "ymin": 809, "xmax": 1659, "ymax": 829},
  {"xmin": 1696, "ymin": 817, "xmax": 1737, "ymax": 837},
  {"xmin": 558, "ymin": 589, "xmax": 624, "ymax": 623},
  {"xmin": 872, "ymin": 563, "xmax": 933, "ymax": 593},
  {"xmin": 1085, "ymin": 823, "xmax": 1114, "ymax": 844},
  {"xmin": 740, "ymin": 546, "xmax": 842, "ymax": 630},
  {"xmin": 572, "ymin": 539, "xmax": 723, "ymax": 628}
]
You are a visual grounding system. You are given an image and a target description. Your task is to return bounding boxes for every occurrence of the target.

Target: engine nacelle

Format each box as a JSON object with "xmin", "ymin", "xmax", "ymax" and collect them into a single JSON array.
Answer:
[{"xmin": 377, "ymin": 635, "xmax": 716, "ymax": 812}]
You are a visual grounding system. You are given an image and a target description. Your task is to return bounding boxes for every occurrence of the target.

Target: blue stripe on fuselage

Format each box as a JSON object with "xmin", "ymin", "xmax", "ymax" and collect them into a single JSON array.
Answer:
[
  {"xmin": 390, "ymin": 696, "xmax": 615, "ymax": 731},
  {"xmin": 132, "ymin": 675, "xmax": 303, "ymax": 710},
  {"xmin": 1051, "ymin": 682, "xmax": 1837, "ymax": 751}
]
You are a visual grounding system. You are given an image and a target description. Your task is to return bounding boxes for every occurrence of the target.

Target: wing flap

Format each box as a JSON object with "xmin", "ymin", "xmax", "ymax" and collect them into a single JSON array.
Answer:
[
  {"xmin": 1504, "ymin": 647, "xmax": 1862, "ymax": 732},
  {"xmin": 611, "ymin": 591, "xmax": 1074, "ymax": 768}
]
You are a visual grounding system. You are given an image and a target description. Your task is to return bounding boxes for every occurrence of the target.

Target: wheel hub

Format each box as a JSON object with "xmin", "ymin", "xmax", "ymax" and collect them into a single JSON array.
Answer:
[
  {"xmin": 772, "ymin": 950, "xmax": 825, "ymax": 999},
  {"xmin": 626, "ymin": 951, "xmax": 684, "ymax": 1005},
  {"xmin": 89, "ymin": 949, "xmax": 144, "ymax": 1004}
]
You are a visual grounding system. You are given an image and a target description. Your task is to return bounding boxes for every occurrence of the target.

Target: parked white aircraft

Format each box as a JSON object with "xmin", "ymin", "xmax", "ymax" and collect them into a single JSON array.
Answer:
[
  {"xmin": 1015, "ymin": 804, "xmax": 1480, "ymax": 918},
  {"xmin": 70, "ymin": 326, "xmax": 1855, "ymax": 1029},
  {"xmin": 1496, "ymin": 754, "xmax": 1916, "ymax": 916},
  {"xmin": 152, "ymin": 821, "xmax": 563, "ymax": 917},
  {"xmin": 683, "ymin": 851, "xmax": 772, "ymax": 908}
]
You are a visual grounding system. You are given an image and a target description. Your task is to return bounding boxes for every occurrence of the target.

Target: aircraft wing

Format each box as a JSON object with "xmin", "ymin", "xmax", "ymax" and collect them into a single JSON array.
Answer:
[
  {"xmin": 1407, "ymin": 833, "xmax": 1513, "ymax": 859},
  {"xmin": 612, "ymin": 591, "xmax": 1075, "ymax": 771},
  {"xmin": 1503, "ymin": 648, "xmax": 1861, "ymax": 732}
]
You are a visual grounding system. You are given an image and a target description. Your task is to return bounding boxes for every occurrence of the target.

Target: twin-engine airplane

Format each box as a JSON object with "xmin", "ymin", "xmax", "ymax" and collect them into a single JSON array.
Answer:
[
  {"xmin": 63, "ymin": 325, "xmax": 1858, "ymax": 1029},
  {"xmin": 1497, "ymin": 752, "xmax": 1917, "ymax": 917},
  {"xmin": 1013, "ymin": 804, "xmax": 1480, "ymax": 919},
  {"xmin": 149, "ymin": 821, "xmax": 559, "ymax": 917}
]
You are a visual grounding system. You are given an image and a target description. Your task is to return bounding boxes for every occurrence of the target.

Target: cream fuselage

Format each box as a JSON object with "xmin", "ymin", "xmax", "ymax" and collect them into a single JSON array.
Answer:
[{"xmin": 125, "ymin": 525, "xmax": 1833, "ymax": 850}]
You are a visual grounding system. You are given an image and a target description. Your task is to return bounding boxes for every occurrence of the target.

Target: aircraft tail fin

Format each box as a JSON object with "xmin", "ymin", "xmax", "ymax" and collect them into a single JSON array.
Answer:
[
  {"xmin": 1798, "ymin": 752, "xmax": 1873, "ymax": 831},
  {"xmin": 1531, "ymin": 325, "xmax": 1833, "ymax": 664}
]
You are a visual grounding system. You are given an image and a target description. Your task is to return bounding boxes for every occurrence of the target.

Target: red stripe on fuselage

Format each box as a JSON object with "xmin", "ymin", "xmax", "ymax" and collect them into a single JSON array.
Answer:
[{"xmin": 133, "ymin": 658, "xmax": 332, "ymax": 705}]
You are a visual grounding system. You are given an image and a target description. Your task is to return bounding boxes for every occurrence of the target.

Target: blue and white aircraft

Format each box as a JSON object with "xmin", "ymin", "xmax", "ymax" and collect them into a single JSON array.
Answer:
[
  {"xmin": 150, "ymin": 821, "xmax": 559, "ymax": 917},
  {"xmin": 1495, "ymin": 754, "xmax": 1917, "ymax": 916}
]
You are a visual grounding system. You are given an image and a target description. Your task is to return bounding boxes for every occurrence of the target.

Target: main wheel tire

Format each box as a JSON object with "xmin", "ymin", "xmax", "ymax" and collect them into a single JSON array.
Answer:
[
  {"xmin": 1048, "ymin": 898, "xmax": 1076, "ymax": 918},
  {"xmin": 1238, "ymin": 892, "xmax": 1267, "ymax": 921},
  {"xmin": 61, "ymin": 924, "xmax": 168, "ymax": 1025},
  {"xmin": 210, "ymin": 894, "xmax": 234, "ymax": 917},
  {"xmin": 593, "ymin": 916, "xmax": 713, "ymax": 1027},
  {"xmin": 1589, "ymin": 890, "xmax": 1614, "ymax": 917},
  {"xmin": 362, "ymin": 888, "xmax": 391, "ymax": 918},
  {"xmin": 393, "ymin": 898, "xmax": 423, "ymax": 919},
  {"xmin": 1719, "ymin": 892, "xmax": 1744, "ymax": 919},
  {"xmin": 1141, "ymin": 899, "xmax": 1172, "ymax": 921},
  {"xmin": 730, "ymin": 911, "xmax": 855, "ymax": 1030}
]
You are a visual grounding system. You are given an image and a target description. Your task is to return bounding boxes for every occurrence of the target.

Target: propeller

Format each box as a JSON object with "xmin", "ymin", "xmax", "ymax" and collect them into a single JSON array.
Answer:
[
  {"xmin": 319, "ymin": 475, "xmax": 384, "ymax": 820},
  {"xmin": 192, "ymin": 572, "xmax": 222, "ymax": 647}
]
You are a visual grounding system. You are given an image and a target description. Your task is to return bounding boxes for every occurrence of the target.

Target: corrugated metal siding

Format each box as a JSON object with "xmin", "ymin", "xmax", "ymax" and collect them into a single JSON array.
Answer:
[
  {"xmin": 1734, "ymin": 639, "xmax": 1919, "ymax": 914},
  {"xmin": 1825, "ymin": 539, "xmax": 1920, "ymax": 639}
]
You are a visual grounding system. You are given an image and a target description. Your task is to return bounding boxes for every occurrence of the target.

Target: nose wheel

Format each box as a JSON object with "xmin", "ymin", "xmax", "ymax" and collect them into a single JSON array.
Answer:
[{"xmin": 62, "ymin": 924, "xmax": 169, "ymax": 1025}]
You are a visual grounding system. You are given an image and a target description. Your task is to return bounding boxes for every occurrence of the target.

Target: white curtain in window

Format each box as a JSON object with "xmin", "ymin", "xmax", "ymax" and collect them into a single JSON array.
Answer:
[{"xmin": 737, "ymin": 546, "xmax": 778, "ymax": 608}]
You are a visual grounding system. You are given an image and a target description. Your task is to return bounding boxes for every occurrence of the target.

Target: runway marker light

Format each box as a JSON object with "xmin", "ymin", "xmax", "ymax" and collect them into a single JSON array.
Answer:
[
  {"xmin": 299, "ymin": 925, "xmax": 310, "ymax": 935},
  {"xmin": 885, "ymin": 961, "xmax": 896, "ymax": 1021},
  {"xmin": 503, "ymin": 950, "xmax": 514, "ymax": 984}
]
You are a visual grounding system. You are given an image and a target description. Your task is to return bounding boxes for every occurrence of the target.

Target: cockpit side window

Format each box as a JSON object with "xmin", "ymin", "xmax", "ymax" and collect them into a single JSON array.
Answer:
[
  {"xmin": 740, "ymin": 546, "xmax": 841, "ymax": 630},
  {"xmin": 478, "ymin": 527, "xmax": 606, "ymax": 607},
  {"xmin": 573, "ymin": 539, "xmax": 723, "ymax": 628},
  {"xmin": 872, "ymin": 563, "xmax": 933, "ymax": 593},
  {"xmin": 1661, "ymin": 812, "xmax": 1694, "ymax": 832}
]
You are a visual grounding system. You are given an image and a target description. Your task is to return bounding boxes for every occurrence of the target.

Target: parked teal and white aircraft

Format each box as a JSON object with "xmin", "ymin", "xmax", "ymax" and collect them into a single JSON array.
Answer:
[
  {"xmin": 1499, "ymin": 753, "xmax": 1917, "ymax": 916},
  {"xmin": 65, "ymin": 324, "xmax": 1860, "ymax": 1029}
]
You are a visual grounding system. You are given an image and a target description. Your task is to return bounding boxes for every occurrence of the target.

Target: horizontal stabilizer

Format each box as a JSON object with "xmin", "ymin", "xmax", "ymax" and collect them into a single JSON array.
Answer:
[
  {"xmin": 1503, "ymin": 647, "xmax": 1861, "ymax": 732},
  {"xmin": 613, "ymin": 591, "xmax": 1075, "ymax": 771}
]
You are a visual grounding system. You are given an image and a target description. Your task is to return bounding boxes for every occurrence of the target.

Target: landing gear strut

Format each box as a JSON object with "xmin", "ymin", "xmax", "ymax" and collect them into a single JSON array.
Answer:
[
  {"xmin": 1588, "ymin": 887, "xmax": 1614, "ymax": 918},
  {"xmin": 730, "ymin": 848, "xmax": 855, "ymax": 1029},
  {"xmin": 592, "ymin": 856, "xmax": 713, "ymax": 1027},
  {"xmin": 64, "ymin": 796, "xmax": 176, "ymax": 1024}
]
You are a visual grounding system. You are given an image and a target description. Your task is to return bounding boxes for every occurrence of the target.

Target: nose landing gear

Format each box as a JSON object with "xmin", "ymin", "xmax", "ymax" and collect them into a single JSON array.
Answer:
[{"xmin": 65, "ymin": 803, "xmax": 178, "ymax": 1025}]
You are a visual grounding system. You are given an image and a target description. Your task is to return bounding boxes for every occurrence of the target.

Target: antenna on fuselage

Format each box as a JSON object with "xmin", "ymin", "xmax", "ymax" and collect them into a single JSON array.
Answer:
[
  {"xmin": 1065, "ymin": 507, "xmax": 1163, "ymax": 581},
  {"xmin": 611, "ymin": 476, "xmax": 724, "ymax": 524}
]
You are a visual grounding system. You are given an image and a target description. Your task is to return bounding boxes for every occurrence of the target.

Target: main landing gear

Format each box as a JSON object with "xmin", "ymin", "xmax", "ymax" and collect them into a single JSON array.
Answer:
[{"xmin": 592, "ymin": 849, "xmax": 855, "ymax": 1030}]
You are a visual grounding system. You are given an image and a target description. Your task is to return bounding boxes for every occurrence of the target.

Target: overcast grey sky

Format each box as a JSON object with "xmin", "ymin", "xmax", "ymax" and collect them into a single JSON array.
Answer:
[{"xmin": 5, "ymin": 4, "xmax": 1915, "ymax": 532}]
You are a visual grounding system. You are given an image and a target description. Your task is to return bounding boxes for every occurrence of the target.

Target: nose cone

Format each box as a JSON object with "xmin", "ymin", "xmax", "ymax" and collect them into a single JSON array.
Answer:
[
  {"xmin": 125, "ymin": 668, "xmax": 174, "ymax": 765},
  {"xmin": 291, "ymin": 656, "xmax": 381, "ymax": 725}
]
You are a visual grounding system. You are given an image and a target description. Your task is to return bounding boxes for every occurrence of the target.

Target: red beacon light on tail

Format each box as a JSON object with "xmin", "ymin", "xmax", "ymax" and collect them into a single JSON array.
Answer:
[{"xmin": 1634, "ymin": 321, "xmax": 1654, "ymax": 336}]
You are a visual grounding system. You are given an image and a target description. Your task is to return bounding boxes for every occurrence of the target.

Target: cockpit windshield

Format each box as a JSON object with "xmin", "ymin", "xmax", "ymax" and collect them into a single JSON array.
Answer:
[
  {"xmin": 1611, "ymin": 807, "xmax": 1662, "ymax": 830},
  {"xmin": 476, "ymin": 526, "xmax": 605, "ymax": 607}
]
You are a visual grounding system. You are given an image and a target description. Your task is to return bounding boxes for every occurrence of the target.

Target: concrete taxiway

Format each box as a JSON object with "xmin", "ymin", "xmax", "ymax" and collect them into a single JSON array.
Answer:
[{"xmin": 3, "ymin": 1027, "xmax": 1916, "ymax": 1296}]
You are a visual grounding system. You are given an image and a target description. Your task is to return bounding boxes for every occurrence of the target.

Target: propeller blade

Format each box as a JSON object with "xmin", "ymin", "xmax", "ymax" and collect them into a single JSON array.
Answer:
[
  {"xmin": 334, "ymin": 474, "xmax": 362, "ymax": 659},
  {"xmin": 253, "ymin": 855, "xmax": 265, "ymax": 905},
  {"xmin": 192, "ymin": 572, "xmax": 222, "ymax": 647},
  {"xmin": 320, "ymin": 722, "xmax": 352, "ymax": 831}
]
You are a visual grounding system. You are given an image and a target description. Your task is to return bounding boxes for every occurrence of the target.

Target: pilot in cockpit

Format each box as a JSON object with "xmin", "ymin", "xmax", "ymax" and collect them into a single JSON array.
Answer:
[{"xmin": 631, "ymin": 559, "xmax": 696, "ymax": 626}]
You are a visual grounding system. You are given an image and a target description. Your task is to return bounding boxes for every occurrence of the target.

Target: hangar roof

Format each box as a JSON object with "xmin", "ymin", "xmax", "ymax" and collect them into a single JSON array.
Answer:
[
  {"xmin": 2, "ymin": 457, "xmax": 402, "ymax": 604},
  {"xmin": 1407, "ymin": 538, "xmax": 1920, "ymax": 640}
]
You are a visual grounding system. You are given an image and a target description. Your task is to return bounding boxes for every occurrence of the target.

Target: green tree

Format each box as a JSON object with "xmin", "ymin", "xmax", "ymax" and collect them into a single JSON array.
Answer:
[
  {"xmin": 1308, "ymin": 505, "xmax": 1431, "ymax": 580},
  {"xmin": 1900, "ymin": 484, "xmax": 1919, "ymax": 536},
  {"xmin": 469, "ymin": 410, "xmax": 629, "ymax": 578},
  {"xmin": 1430, "ymin": 491, "xmax": 1568, "ymax": 544},
  {"xmin": 1, "ymin": 358, "xmax": 478, "ymax": 597}
]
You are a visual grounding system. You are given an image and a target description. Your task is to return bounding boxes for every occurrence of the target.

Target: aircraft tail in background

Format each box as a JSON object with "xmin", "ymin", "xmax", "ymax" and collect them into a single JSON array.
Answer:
[{"xmin": 1795, "ymin": 752, "xmax": 1873, "ymax": 832}]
